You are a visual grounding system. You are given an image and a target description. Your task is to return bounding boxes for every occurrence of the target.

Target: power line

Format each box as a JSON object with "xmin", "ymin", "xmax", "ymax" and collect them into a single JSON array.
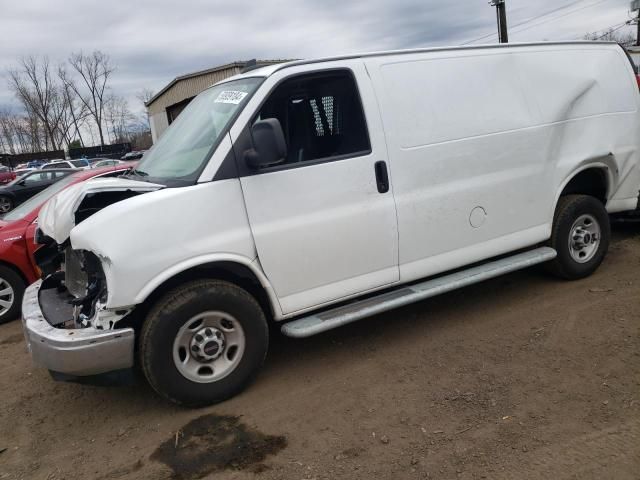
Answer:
[
  {"xmin": 464, "ymin": 0, "xmax": 586, "ymax": 45},
  {"xmin": 463, "ymin": 0, "xmax": 611, "ymax": 45},
  {"xmin": 463, "ymin": 0, "xmax": 587, "ymax": 45},
  {"xmin": 508, "ymin": 0, "xmax": 611, "ymax": 36},
  {"xmin": 589, "ymin": 20, "xmax": 634, "ymax": 40},
  {"xmin": 510, "ymin": 0, "xmax": 585, "ymax": 30}
]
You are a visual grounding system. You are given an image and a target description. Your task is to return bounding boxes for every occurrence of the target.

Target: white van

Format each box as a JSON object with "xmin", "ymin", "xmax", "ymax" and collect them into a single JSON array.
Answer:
[{"xmin": 23, "ymin": 42, "xmax": 640, "ymax": 406}]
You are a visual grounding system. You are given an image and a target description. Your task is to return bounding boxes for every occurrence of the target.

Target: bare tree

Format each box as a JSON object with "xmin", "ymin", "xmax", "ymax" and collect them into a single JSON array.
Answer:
[
  {"xmin": 58, "ymin": 66, "xmax": 89, "ymax": 148},
  {"xmin": 64, "ymin": 50, "xmax": 114, "ymax": 146},
  {"xmin": 102, "ymin": 91, "xmax": 154, "ymax": 150},
  {"xmin": 0, "ymin": 107, "xmax": 45, "ymax": 154},
  {"xmin": 26, "ymin": 111, "xmax": 43, "ymax": 152},
  {"xmin": 50, "ymin": 92, "xmax": 79, "ymax": 149},
  {"xmin": 136, "ymin": 88, "xmax": 155, "ymax": 105},
  {"xmin": 584, "ymin": 28, "xmax": 635, "ymax": 47},
  {"xmin": 8, "ymin": 56, "xmax": 62, "ymax": 150},
  {"xmin": 136, "ymin": 88, "xmax": 155, "ymax": 130},
  {"xmin": 0, "ymin": 110, "xmax": 16, "ymax": 154},
  {"xmin": 105, "ymin": 94, "xmax": 133, "ymax": 144}
]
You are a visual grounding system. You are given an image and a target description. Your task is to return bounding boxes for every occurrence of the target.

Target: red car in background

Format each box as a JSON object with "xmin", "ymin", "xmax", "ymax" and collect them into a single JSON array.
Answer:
[
  {"xmin": 0, "ymin": 164, "xmax": 134, "ymax": 322},
  {"xmin": 0, "ymin": 166, "xmax": 16, "ymax": 185}
]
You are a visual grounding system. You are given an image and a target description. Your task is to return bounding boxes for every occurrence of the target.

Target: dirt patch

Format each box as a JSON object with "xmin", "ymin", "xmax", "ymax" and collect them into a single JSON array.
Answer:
[
  {"xmin": 0, "ymin": 227, "xmax": 638, "ymax": 479},
  {"xmin": 0, "ymin": 333, "xmax": 23, "ymax": 346},
  {"xmin": 151, "ymin": 414, "xmax": 287, "ymax": 479},
  {"xmin": 96, "ymin": 459, "xmax": 144, "ymax": 479}
]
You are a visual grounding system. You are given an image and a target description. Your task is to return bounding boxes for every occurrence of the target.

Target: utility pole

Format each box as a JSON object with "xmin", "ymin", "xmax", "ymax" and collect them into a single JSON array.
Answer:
[
  {"xmin": 491, "ymin": 0, "xmax": 509, "ymax": 43},
  {"xmin": 633, "ymin": 0, "xmax": 640, "ymax": 46}
]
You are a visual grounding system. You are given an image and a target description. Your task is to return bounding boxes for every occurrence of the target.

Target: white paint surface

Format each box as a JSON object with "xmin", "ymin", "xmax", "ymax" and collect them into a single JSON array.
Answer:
[
  {"xmin": 38, "ymin": 177, "xmax": 163, "ymax": 244},
  {"xmin": 364, "ymin": 43, "xmax": 639, "ymax": 282},
  {"xmin": 37, "ymin": 43, "xmax": 640, "ymax": 322},
  {"xmin": 68, "ymin": 180, "xmax": 261, "ymax": 309},
  {"xmin": 235, "ymin": 61, "xmax": 399, "ymax": 314}
]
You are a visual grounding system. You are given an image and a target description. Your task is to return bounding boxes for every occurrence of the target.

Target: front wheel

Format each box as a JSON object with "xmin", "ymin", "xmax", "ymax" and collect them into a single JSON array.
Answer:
[
  {"xmin": 0, "ymin": 266, "xmax": 25, "ymax": 324},
  {"xmin": 139, "ymin": 280, "xmax": 268, "ymax": 407},
  {"xmin": 0, "ymin": 196, "xmax": 13, "ymax": 214},
  {"xmin": 546, "ymin": 194, "xmax": 610, "ymax": 280}
]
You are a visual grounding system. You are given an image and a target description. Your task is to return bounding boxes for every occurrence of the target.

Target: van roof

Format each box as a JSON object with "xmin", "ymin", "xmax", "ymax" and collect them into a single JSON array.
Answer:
[{"xmin": 221, "ymin": 41, "xmax": 619, "ymax": 84}]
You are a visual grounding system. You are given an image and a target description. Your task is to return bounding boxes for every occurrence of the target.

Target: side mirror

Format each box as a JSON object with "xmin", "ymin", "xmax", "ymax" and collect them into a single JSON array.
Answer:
[
  {"xmin": 245, "ymin": 118, "xmax": 287, "ymax": 169},
  {"xmin": 17, "ymin": 179, "xmax": 26, "ymax": 186}
]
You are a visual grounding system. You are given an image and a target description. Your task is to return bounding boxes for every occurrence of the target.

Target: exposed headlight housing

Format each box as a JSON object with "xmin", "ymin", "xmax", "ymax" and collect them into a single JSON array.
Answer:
[{"xmin": 63, "ymin": 248, "xmax": 107, "ymax": 327}]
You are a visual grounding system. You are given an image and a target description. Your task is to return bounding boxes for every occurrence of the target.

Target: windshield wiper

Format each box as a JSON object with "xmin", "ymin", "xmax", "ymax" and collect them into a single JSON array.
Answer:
[{"xmin": 131, "ymin": 168, "xmax": 149, "ymax": 177}]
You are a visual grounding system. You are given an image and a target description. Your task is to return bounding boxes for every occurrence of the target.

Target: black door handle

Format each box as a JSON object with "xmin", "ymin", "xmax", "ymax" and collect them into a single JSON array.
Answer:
[{"xmin": 374, "ymin": 161, "xmax": 389, "ymax": 194}]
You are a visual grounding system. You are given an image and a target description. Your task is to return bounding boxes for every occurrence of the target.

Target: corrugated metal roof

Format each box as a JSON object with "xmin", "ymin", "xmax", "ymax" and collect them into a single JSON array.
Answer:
[
  {"xmin": 147, "ymin": 66, "xmax": 243, "ymax": 115},
  {"xmin": 146, "ymin": 62, "xmax": 245, "ymax": 107},
  {"xmin": 145, "ymin": 60, "xmax": 288, "ymax": 114}
]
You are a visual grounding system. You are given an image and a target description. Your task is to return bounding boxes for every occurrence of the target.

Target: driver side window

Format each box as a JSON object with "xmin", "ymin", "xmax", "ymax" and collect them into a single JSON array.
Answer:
[
  {"xmin": 256, "ymin": 70, "xmax": 371, "ymax": 166},
  {"xmin": 23, "ymin": 172, "xmax": 48, "ymax": 184}
]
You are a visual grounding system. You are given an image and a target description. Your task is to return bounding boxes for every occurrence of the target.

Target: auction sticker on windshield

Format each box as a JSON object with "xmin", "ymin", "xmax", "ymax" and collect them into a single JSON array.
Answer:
[{"xmin": 215, "ymin": 91, "xmax": 249, "ymax": 104}]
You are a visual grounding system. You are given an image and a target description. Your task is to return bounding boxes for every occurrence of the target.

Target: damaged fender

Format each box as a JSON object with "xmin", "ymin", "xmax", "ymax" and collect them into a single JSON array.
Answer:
[
  {"xmin": 38, "ymin": 177, "xmax": 163, "ymax": 244},
  {"xmin": 39, "ymin": 179, "xmax": 263, "ymax": 314}
]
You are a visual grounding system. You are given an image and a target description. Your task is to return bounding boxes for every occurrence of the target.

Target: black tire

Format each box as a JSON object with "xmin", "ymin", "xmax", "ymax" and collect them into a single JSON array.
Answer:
[
  {"xmin": 0, "ymin": 196, "xmax": 13, "ymax": 214},
  {"xmin": 546, "ymin": 194, "xmax": 610, "ymax": 280},
  {"xmin": 139, "ymin": 280, "xmax": 268, "ymax": 407},
  {"xmin": 0, "ymin": 265, "xmax": 25, "ymax": 324}
]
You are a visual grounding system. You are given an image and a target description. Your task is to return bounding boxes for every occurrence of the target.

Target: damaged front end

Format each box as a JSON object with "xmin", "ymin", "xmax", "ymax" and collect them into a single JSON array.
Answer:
[
  {"xmin": 33, "ymin": 238, "xmax": 129, "ymax": 331},
  {"xmin": 22, "ymin": 233, "xmax": 135, "ymax": 377},
  {"xmin": 21, "ymin": 273, "xmax": 135, "ymax": 377},
  {"xmin": 22, "ymin": 178, "xmax": 161, "ymax": 376}
]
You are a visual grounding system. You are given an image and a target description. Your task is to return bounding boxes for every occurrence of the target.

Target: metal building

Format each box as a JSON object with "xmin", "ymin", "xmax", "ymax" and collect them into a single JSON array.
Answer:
[{"xmin": 146, "ymin": 61, "xmax": 283, "ymax": 142}]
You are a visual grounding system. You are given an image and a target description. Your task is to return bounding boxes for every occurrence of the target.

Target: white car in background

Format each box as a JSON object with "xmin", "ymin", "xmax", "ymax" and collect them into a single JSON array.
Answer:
[
  {"xmin": 91, "ymin": 159, "xmax": 123, "ymax": 169},
  {"xmin": 41, "ymin": 159, "xmax": 91, "ymax": 170}
]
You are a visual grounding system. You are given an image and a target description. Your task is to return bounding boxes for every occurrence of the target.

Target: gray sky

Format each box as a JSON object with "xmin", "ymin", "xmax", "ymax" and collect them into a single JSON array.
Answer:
[{"xmin": 0, "ymin": 0, "xmax": 636, "ymax": 113}]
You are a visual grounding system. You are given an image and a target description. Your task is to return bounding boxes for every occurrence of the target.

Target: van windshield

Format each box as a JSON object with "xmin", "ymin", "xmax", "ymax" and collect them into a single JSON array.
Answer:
[{"xmin": 132, "ymin": 77, "xmax": 263, "ymax": 185}]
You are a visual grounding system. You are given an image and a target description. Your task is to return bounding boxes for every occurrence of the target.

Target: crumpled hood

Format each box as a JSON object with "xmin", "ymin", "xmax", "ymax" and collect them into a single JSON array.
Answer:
[{"xmin": 38, "ymin": 177, "xmax": 163, "ymax": 244}]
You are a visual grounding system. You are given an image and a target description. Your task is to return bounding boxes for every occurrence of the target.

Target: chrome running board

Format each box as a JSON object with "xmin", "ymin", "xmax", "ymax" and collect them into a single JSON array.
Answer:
[{"xmin": 281, "ymin": 247, "xmax": 557, "ymax": 338}]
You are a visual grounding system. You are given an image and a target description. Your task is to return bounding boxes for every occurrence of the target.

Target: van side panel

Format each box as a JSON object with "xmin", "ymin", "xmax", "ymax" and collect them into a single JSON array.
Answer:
[
  {"xmin": 519, "ymin": 49, "xmax": 637, "ymax": 122},
  {"xmin": 366, "ymin": 44, "xmax": 640, "ymax": 283},
  {"xmin": 379, "ymin": 53, "xmax": 536, "ymax": 147},
  {"xmin": 519, "ymin": 48, "xmax": 640, "ymax": 214}
]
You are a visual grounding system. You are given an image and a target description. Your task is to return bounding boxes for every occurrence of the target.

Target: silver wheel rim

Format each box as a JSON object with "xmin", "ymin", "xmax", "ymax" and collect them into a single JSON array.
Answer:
[
  {"xmin": 568, "ymin": 214, "xmax": 601, "ymax": 264},
  {"xmin": 0, "ymin": 278, "xmax": 14, "ymax": 317},
  {"xmin": 0, "ymin": 198, "xmax": 11, "ymax": 213},
  {"xmin": 172, "ymin": 311, "xmax": 245, "ymax": 384}
]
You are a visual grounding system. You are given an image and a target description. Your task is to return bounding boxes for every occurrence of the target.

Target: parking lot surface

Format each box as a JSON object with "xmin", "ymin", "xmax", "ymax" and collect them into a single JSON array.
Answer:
[{"xmin": 0, "ymin": 225, "xmax": 638, "ymax": 480}]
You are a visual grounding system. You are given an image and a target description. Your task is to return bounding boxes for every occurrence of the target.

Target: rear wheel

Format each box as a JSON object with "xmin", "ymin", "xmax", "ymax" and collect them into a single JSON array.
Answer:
[
  {"xmin": 0, "ymin": 196, "xmax": 13, "ymax": 214},
  {"xmin": 546, "ymin": 194, "xmax": 610, "ymax": 279},
  {"xmin": 139, "ymin": 280, "xmax": 268, "ymax": 407},
  {"xmin": 0, "ymin": 266, "xmax": 25, "ymax": 324}
]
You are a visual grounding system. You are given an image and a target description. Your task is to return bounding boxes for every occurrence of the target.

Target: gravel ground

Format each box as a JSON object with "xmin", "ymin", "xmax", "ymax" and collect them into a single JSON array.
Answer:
[{"xmin": 0, "ymin": 224, "xmax": 638, "ymax": 480}]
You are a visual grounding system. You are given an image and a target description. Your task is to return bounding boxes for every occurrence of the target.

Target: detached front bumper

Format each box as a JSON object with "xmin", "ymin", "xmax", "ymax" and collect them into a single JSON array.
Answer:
[{"xmin": 22, "ymin": 280, "xmax": 135, "ymax": 376}]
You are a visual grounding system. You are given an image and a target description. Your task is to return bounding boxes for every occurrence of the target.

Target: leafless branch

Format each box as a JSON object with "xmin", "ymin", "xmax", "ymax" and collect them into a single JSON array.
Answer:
[{"xmin": 65, "ymin": 50, "xmax": 115, "ymax": 146}]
